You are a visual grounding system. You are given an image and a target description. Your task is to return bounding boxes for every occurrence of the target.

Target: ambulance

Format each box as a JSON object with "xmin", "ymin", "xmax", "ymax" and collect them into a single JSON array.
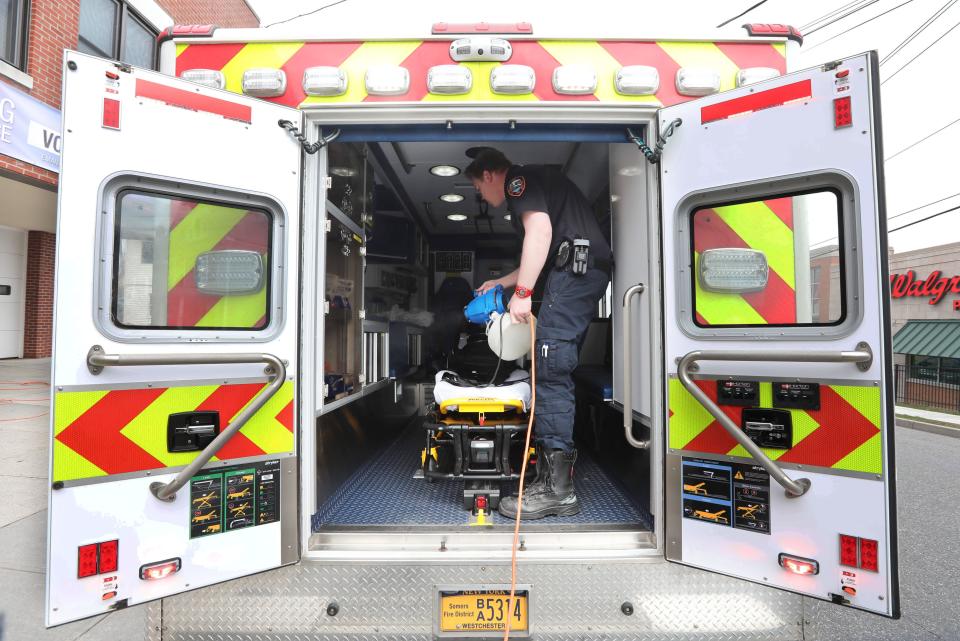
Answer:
[{"xmin": 45, "ymin": 17, "xmax": 900, "ymax": 639}]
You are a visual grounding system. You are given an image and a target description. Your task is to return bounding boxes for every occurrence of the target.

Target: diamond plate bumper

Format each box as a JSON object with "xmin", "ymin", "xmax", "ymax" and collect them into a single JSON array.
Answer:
[{"xmin": 159, "ymin": 560, "xmax": 803, "ymax": 640}]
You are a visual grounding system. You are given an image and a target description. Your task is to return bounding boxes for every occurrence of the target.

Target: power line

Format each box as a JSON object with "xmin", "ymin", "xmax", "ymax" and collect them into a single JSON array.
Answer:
[
  {"xmin": 263, "ymin": 0, "xmax": 352, "ymax": 28},
  {"xmin": 885, "ymin": 116, "xmax": 960, "ymax": 161},
  {"xmin": 888, "ymin": 192, "xmax": 960, "ymax": 220},
  {"xmin": 805, "ymin": 0, "xmax": 881, "ymax": 36},
  {"xmin": 801, "ymin": 0, "xmax": 869, "ymax": 31},
  {"xmin": 716, "ymin": 0, "xmax": 772, "ymax": 28},
  {"xmin": 804, "ymin": 0, "xmax": 916, "ymax": 52},
  {"xmin": 880, "ymin": 0, "xmax": 958, "ymax": 64},
  {"xmin": 889, "ymin": 203, "xmax": 960, "ymax": 232},
  {"xmin": 809, "ymin": 192, "xmax": 960, "ymax": 248},
  {"xmin": 882, "ymin": 19, "xmax": 960, "ymax": 84}
]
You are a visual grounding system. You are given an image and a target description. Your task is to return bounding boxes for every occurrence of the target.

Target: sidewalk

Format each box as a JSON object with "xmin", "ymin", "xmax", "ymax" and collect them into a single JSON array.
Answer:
[
  {"xmin": 895, "ymin": 404, "xmax": 960, "ymax": 437},
  {"xmin": 0, "ymin": 358, "xmax": 145, "ymax": 641}
]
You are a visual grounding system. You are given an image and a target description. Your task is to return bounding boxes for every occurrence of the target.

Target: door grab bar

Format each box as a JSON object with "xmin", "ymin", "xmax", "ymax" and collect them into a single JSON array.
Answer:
[
  {"xmin": 622, "ymin": 284, "xmax": 649, "ymax": 449},
  {"xmin": 676, "ymin": 342, "xmax": 873, "ymax": 498},
  {"xmin": 85, "ymin": 346, "xmax": 287, "ymax": 502}
]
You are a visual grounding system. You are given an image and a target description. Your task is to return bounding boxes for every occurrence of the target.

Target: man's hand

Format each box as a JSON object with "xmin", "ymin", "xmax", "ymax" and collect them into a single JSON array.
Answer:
[
  {"xmin": 476, "ymin": 279, "xmax": 501, "ymax": 295},
  {"xmin": 508, "ymin": 293, "xmax": 532, "ymax": 324}
]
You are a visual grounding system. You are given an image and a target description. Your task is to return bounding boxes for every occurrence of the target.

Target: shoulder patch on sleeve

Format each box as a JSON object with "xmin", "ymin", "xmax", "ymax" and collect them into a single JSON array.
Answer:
[{"xmin": 507, "ymin": 176, "xmax": 526, "ymax": 198}]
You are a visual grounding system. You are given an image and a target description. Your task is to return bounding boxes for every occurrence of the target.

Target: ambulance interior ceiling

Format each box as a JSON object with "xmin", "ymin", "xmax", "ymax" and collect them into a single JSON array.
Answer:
[{"xmin": 367, "ymin": 140, "xmax": 611, "ymax": 239}]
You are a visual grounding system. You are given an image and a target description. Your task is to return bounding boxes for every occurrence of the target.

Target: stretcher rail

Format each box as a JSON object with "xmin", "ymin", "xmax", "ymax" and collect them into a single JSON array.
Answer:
[
  {"xmin": 676, "ymin": 343, "xmax": 873, "ymax": 498},
  {"xmin": 85, "ymin": 345, "xmax": 287, "ymax": 502}
]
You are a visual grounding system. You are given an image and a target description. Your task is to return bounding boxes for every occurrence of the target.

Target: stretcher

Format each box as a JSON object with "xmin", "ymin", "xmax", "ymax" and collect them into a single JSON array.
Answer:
[{"xmin": 421, "ymin": 370, "xmax": 536, "ymax": 512}]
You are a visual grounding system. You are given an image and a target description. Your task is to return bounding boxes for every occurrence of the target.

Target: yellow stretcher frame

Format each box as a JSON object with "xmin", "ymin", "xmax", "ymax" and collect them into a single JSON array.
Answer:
[{"xmin": 438, "ymin": 397, "xmax": 526, "ymax": 414}]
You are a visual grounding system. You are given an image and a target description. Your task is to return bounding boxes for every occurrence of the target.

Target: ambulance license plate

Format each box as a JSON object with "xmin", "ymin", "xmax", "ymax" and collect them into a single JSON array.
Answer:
[{"xmin": 437, "ymin": 587, "xmax": 529, "ymax": 637}]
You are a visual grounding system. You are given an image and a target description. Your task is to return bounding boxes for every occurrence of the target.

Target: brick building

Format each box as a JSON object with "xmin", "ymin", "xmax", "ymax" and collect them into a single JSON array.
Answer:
[{"xmin": 0, "ymin": 0, "xmax": 258, "ymax": 358}]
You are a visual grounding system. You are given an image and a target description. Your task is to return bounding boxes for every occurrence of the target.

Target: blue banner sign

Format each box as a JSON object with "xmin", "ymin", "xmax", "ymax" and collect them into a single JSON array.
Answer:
[{"xmin": 0, "ymin": 81, "xmax": 62, "ymax": 173}]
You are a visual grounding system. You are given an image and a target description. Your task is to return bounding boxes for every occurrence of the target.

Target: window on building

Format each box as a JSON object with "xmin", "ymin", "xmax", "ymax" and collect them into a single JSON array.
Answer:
[
  {"xmin": 0, "ymin": 0, "xmax": 30, "ymax": 70},
  {"xmin": 78, "ymin": 0, "xmax": 157, "ymax": 69},
  {"xmin": 908, "ymin": 355, "xmax": 960, "ymax": 385}
]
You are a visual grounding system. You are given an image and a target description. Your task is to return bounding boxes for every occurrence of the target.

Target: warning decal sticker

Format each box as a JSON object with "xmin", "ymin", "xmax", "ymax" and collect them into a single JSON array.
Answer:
[
  {"xmin": 189, "ymin": 459, "xmax": 280, "ymax": 538},
  {"xmin": 682, "ymin": 457, "xmax": 770, "ymax": 534}
]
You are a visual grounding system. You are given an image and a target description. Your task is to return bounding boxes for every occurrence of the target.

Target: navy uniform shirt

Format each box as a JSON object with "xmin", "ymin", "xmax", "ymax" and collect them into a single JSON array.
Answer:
[{"xmin": 504, "ymin": 164, "xmax": 611, "ymax": 286}]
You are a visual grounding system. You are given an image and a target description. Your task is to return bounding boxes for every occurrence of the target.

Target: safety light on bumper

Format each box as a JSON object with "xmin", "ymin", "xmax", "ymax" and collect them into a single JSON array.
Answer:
[
  {"xmin": 140, "ymin": 558, "xmax": 182, "ymax": 581},
  {"xmin": 778, "ymin": 553, "xmax": 819, "ymax": 576}
]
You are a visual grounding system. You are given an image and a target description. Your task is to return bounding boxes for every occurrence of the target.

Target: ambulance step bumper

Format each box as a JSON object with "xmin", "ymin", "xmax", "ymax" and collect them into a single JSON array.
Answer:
[{"xmin": 154, "ymin": 560, "xmax": 804, "ymax": 640}]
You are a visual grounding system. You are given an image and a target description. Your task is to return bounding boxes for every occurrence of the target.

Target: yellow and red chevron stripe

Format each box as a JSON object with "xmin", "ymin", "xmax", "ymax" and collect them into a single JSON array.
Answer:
[
  {"xmin": 668, "ymin": 379, "xmax": 882, "ymax": 474},
  {"xmin": 693, "ymin": 197, "xmax": 796, "ymax": 325},
  {"xmin": 53, "ymin": 381, "xmax": 294, "ymax": 482},
  {"xmin": 174, "ymin": 39, "xmax": 786, "ymax": 107},
  {"xmin": 163, "ymin": 195, "xmax": 269, "ymax": 328}
]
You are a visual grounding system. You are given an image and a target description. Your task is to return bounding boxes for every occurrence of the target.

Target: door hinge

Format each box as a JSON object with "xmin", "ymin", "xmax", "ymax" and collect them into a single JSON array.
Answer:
[
  {"xmin": 323, "ymin": 383, "xmax": 329, "ymax": 398},
  {"xmin": 359, "ymin": 309, "xmax": 366, "ymax": 320},
  {"xmin": 325, "ymin": 219, "xmax": 332, "ymax": 233},
  {"xmin": 325, "ymin": 176, "xmax": 333, "ymax": 189},
  {"xmin": 324, "ymin": 300, "xmax": 330, "ymax": 315}
]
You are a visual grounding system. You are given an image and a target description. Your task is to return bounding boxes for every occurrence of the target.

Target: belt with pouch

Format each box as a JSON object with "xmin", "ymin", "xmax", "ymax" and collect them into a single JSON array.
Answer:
[{"xmin": 554, "ymin": 238, "xmax": 612, "ymax": 274}]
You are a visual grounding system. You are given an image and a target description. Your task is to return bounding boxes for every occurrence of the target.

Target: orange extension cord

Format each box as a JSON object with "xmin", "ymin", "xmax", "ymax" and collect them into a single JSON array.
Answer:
[{"xmin": 503, "ymin": 317, "xmax": 536, "ymax": 641}]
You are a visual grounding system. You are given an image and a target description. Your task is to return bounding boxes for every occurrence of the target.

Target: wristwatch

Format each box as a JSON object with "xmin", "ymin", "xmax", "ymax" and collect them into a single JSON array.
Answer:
[{"xmin": 514, "ymin": 285, "xmax": 533, "ymax": 299}]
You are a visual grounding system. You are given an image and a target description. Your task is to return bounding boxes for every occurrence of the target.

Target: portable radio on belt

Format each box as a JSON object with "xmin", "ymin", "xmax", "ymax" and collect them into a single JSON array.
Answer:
[{"xmin": 572, "ymin": 238, "xmax": 590, "ymax": 275}]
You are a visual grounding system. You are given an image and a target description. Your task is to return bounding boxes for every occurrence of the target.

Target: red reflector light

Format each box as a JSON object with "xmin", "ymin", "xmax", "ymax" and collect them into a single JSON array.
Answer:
[
  {"xmin": 98, "ymin": 540, "xmax": 119, "ymax": 573},
  {"xmin": 140, "ymin": 558, "xmax": 182, "ymax": 581},
  {"xmin": 834, "ymin": 96, "xmax": 852, "ymax": 128},
  {"xmin": 859, "ymin": 538, "xmax": 879, "ymax": 572},
  {"xmin": 105, "ymin": 71, "xmax": 120, "ymax": 80},
  {"xmin": 839, "ymin": 534, "xmax": 859, "ymax": 567},
  {"xmin": 78, "ymin": 544, "xmax": 99, "ymax": 578},
  {"xmin": 475, "ymin": 495, "xmax": 488, "ymax": 511},
  {"xmin": 778, "ymin": 553, "xmax": 819, "ymax": 575},
  {"xmin": 835, "ymin": 69, "xmax": 850, "ymax": 78},
  {"xmin": 102, "ymin": 590, "xmax": 117, "ymax": 601},
  {"xmin": 103, "ymin": 98, "xmax": 120, "ymax": 129}
]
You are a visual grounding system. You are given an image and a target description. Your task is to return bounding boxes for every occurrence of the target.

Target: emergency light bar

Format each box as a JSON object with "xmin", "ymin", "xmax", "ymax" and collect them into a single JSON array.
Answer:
[
  {"xmin": 241, "ymin": 68, "xmax": 286, "ymax": 97},
  {"xmin": 490, "ymin": 65, "xmax": 535, "ymax": 95},
  {"xmin": 736, "ymin": 67, "xmax": 782, "ymax": 87},
  {"xmin": 552, "ymin": 64, "xmax": 597, "ymax": 95},
  {"xmin": 365, "ymin": 65, "xmax": 410, "ymax": 95},
  {"xmin": 615, "ymin": 65, "xmax": 660, "ymax": 95},
  {"xmin": 303, "ymin": 66, "xmax": 348, "ymax": 96},
  {"xmin": 676, "ymin": 67, "xmax": 721, "ymax": 96},
  {"xmin": 195, "ymin": 250, "xmax": 265, "ymax": 295},
  {"xmin": 427, "ymin": 65, "xmax": 473, "ymax": 95},
  {"xmin": 698, "ymin": 248, "xmax": 768, "ymax": 293},
  {"xmin": 180, "ymin": 69, "xmax": 225, "ymax": 90}
]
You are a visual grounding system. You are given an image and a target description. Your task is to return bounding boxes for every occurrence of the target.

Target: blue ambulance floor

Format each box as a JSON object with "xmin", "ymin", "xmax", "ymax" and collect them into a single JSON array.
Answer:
[
  {"xmin": 312, "ymin": 423, "xmax": 654, "ymax": 530},
  {"xmin": 0, "ymin": 359, "xmax": 147, "ymax": 641}
]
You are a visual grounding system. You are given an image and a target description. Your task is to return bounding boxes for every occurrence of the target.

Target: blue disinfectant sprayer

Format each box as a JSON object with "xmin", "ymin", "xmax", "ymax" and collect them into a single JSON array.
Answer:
[{"xmin": 464, "ymin": 284, "xmax": 506, "ymax": 324}]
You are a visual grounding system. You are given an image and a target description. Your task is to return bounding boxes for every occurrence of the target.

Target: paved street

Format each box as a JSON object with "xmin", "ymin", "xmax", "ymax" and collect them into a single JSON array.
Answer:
[{"xmin": 0, "ymin": 357, "xmax": 956, "ymax": 640}]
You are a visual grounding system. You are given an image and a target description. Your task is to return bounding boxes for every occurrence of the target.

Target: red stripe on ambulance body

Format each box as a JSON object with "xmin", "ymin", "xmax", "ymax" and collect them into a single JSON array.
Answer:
[
  {"xmin": 701, "ymin": 79, "xmax": 811, "ymax": 124},
  {"xmin": 600, "ymin": 41, "xmax": 684, "ymax": 106},
  {"xmin": 136, "ymin": 79, "xmax": 252, "ymax": 123},
  {"xmin": 276, "ymin": 41, "xmax": 362, "ymax": 107},
  {"xmin": 713, "ymin": 42, "xmax": 787, "ymax": 75},
  {"xmin": 175, "ymin": 43, "xmax": 246, "ymax": 76}
]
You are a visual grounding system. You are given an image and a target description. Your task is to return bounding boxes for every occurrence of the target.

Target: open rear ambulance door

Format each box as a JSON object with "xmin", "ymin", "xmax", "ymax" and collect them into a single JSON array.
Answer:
[
  {"xmin": 659, "ymin": 52, "xmax": 898, "ymax": 616},
  {"xmin": 46, "ymin": 51, "xmax": 304, "ymax": 625}
]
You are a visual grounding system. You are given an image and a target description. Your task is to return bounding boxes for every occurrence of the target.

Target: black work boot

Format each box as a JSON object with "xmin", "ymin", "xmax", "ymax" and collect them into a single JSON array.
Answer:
[{"xmin": 499, "ymin": 449, "xmax": 580, "ymax": 519}]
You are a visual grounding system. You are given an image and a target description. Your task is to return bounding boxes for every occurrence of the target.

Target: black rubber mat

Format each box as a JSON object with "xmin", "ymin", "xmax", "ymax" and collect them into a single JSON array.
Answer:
[{"xmin": 313, "ymin": 425, "xmax": 653, "ymax": 529}]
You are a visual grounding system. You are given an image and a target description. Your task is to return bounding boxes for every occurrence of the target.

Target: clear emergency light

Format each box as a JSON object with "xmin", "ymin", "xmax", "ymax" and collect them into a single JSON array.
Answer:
[
  {"xmin": 427, "ymin": 65, "xmax": 473, "ymax": 95},
  {"xmin": 241, "ymin": 68, "xmax": 286, "ymax": 97},
  {"xmin": 736, "ymin": 67, "xmax": 781, "ymax": 87},
  {"xmin": 676, "ymin": 67, "xmax": 721, "ymax": 96},
  {"xmin": 365, "ymin": 66, "xmax": 410, "ymax": 95},
  {"xmin": 615, "ymin": 65, "xmax": 660, "ymax": 95},
  {"xmin": 698, "ymin": 248, "xmax": 768, "ymax": 293},
  {"xmin": 180, "ymin": 69, "xmax": 225, "ymax": 90},
  {"xmin": 490, "ymin": 65, "xmax": 536, "ymax": 94},
  {"xmin": 303, "ymin": 66, "xmax": 348, "ymax": 96},
  {"xmin": 552, "ymin": 64, "xmax": 597, "ymax": 95},
  {"xmin": 195, "ymin": 250, "xmax": 265, "ymax": 295}
]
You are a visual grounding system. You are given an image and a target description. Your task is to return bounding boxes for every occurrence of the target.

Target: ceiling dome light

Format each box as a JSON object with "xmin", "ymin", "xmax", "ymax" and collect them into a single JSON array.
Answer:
[
  {"xmin": 440, "ymin": 193, "xmax": 464, "ymax": 203},
  {"xmin": 447, "ymin": 213, "xmax": 468, "ymax": 222},
  {"xmin": 430, "ymin": 165, "xmax": 460, "ymax": 177}
]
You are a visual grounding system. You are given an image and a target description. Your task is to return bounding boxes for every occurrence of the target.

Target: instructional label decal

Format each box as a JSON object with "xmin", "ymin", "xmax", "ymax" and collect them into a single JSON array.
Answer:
[
  {"xmin": 189, "ymin": 460, "xmax": 280, "ymax": 538},
  {"xmin": 682, "ymin": 458, "xmax": 770, "ymax": 534}
]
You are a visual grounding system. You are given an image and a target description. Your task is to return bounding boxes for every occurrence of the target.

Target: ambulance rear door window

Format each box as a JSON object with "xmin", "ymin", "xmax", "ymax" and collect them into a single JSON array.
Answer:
[
  {"xmin": 111, "ymin": 190, "xmax": 273, "ymax": 331},
  {"xmin": 689, "ymin": 189, "xmax": 845, "ymax": 328}
]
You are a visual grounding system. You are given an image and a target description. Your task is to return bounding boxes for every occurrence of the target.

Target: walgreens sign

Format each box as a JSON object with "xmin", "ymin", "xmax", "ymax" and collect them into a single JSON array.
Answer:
[{"xmin": 890, "ymin": 271, "xmax": 960, "ymax": 309}]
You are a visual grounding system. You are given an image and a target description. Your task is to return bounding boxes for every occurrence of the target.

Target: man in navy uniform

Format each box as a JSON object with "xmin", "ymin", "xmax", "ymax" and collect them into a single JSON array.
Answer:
[{"xmin": 467, "ymin": 148, "xmax": 611, "ymax": 519}]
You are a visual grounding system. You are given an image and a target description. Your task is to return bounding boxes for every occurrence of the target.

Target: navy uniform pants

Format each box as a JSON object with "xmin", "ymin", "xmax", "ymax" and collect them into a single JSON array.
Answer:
[{"xmin": 533, "ymin": 267, "xmax": 610, "ymax": 452}]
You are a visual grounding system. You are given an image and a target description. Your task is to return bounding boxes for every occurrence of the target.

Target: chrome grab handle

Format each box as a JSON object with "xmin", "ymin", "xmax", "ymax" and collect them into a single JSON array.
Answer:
[
  {"xmin": 622, "ymin": 284, "xmax": 649, "ymax": 449},
  {"xmin": 676, "ymin": 343, "xmax": 873, "ymax": 498},
  {"xmin": 86, "ymin": 346, "xmax": 287, "ymax": 502}
]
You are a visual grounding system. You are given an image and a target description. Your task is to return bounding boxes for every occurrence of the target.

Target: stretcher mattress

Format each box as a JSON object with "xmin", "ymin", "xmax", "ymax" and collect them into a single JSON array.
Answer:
[{"xmin": 433, "ymin": 369, "xmax": 531, "ymax": 413}]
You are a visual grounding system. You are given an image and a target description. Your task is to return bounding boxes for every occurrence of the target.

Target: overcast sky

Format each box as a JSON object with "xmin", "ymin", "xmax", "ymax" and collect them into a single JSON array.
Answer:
[{"xmin": 248, "ymin": 0, "xmax": 960, "ymax": 253}]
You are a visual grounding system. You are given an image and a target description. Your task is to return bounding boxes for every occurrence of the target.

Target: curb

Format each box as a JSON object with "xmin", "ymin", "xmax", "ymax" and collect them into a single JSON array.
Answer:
[{"xmin": 896, "ymin": 417, "xmax": 960, "ymax": 438}]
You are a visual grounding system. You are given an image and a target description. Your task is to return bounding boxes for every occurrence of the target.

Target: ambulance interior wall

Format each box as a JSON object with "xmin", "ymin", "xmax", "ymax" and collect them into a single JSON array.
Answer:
[{"xmin": 313, "ymin": 140, "xmax": 654, "ymax": 527}]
